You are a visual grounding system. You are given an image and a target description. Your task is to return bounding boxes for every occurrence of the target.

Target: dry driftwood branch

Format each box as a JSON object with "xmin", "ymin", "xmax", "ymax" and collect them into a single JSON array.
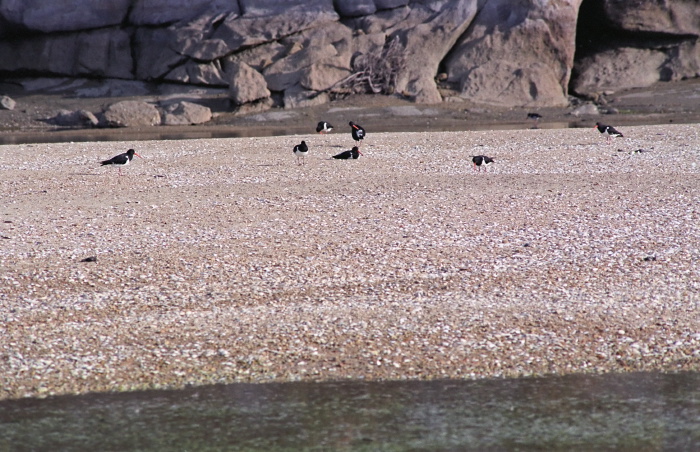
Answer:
[{"xmin": 328, "ymin": 36, "xmax": 405, "ymax": 96}]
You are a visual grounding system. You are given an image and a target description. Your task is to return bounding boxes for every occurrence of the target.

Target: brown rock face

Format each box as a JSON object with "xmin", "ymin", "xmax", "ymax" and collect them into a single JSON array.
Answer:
[
  {"xmin": 263, "ymin": 44, "xmax": 339, "ymax": 92},
  {"xmin": 0, "ymin": 0, "xmax": 698, "ymax": 108},
  {"xmin": 571, "ymin": 48, "xmax": 668, "ymax": 95},
  {"xmin": 165, "ymin": 61, "xmax": 228, "ymax": 86},
  {"xmin": 393, "ymin": 0, "xmax": 479, "ymax": 103},
  {"xmin": 0, "ymin": 0, "xmax": 132, "ymax": 33},
  {"xmin": 129, "ymin": 0, "xmax": 239, "ymax": 26},
  {"xmin": 228, "ymin": 62, "xmax": 271, "ymax": 105},
  {"xmin": 603, "ymin": 0, "xmax": 700, "ymax": 35},
  {"xmin": 445, "ymin": 0, "xmax": 582, "ymax": 107},
  {"xmin": 570, "ymin": 0, "xmax": 700, "ymax": 95},
  {"xmin": 210, "ymin": 4, "xmax": 339, "ymax": 57},
  {"xmin": 0, "ymin": 29, "xmax": 133, "ymax": 79}
]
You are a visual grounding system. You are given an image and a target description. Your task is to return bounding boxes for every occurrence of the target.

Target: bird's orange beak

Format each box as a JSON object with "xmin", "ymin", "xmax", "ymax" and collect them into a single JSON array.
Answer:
[{"xmin": 134, "ymin": 152, "xmax": 143, "ymax": 159}]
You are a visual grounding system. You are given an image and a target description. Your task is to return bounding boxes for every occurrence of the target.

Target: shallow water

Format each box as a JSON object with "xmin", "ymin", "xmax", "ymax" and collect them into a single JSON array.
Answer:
[
  {"xmin": 1, "ymin": 372, "xmax": 698, "ymax": 451},
  {"xmin": 0, "ymin": 121, "xmax": 579, "ymax": 146}
]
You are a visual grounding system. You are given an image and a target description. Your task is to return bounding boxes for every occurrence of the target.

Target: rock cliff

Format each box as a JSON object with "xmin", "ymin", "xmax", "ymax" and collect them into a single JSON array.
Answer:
[{"xmin": 0, "ymin": 0, "xmax": 698, "ymax": 109}]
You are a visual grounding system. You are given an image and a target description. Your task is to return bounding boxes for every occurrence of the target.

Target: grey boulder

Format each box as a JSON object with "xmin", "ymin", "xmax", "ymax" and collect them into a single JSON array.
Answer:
[
  {"xmin": 0, "ymin": 95, "xmax": 15, "ymax": 110},
  {"xmin": 103, "ymin": 101, "xmax": 161, "ymax": 127},
  {"xmin": 49, "ymin": 109, "xmax": 100, "ymax": 127},
  {"xmin": 161, "ymin": 101, "xmax": 212, "ymax": 125},
  {"xmin": 228, "ymin": 62, "xmax": 271, "ymax": 105}
]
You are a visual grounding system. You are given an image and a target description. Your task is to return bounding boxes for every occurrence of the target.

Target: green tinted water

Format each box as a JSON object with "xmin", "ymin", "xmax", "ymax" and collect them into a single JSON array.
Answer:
[{"xmin": 0, "ymin": 372, "xmax": 698, "ymax": 451}]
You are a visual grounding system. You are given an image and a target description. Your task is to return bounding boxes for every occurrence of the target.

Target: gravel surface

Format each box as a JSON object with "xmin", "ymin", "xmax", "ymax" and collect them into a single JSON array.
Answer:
[{"xmin": 1, "ymin": 124, "xmax": 699, "ymax": 400}]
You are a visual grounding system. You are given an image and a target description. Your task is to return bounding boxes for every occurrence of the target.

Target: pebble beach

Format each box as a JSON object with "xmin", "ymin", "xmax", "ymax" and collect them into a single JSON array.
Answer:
[{"xmin": 1, "ymin": 124, "xmax": 699, "ymax": 400}]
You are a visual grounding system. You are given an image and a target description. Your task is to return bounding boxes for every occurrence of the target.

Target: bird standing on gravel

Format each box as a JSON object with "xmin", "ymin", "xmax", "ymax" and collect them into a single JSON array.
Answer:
[
  {"xmin": 332, "ymin": 146, "xmax": 363, "ymax": 160},
  {"xmin": 472, "ymin": 155, "xmax": 494, "ymax": 172},
  {"xmin": 349, "ymin": 121, "xmax": 365, "ymax": 147},
  {"xmin": 316, "ymin": 121, "xmax": 333, "ymax": 134},
  {"xmin": 618, "ymin": 148, "xmax": 649, "ymax": 155},
  {"xmin": 100, "ymin": 148, "xmax": 142, "ymax": 176},
  {"xmin": 293, "ymin": 140, "xmax": 309, "ymax": 165},
  {"xmin": 594, "ymin": 122, "xmax": 624, "ymax": 143}
]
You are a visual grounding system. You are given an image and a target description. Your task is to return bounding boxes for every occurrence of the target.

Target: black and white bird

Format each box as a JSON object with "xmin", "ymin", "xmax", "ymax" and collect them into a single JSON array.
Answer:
[
  {"xmin": 618, "ymin": 148, "xmax": 649, "ymax": 155},
  {"xmin": 594, "ymin": 122, "xmax": 624, "ymax": 143},
  {"xmin": 100, "ymin": 148, "xmax": 142, "ymax": 176},
  {"xmin": 349, "ymin": 121, "xmax": 365, "ymax": 146},
  {"xmin": 293, "ymin": 140, "xmax": 309, "ymax": 165},
  {"xmin": 472, "ymin": 155, "xmax": 494, "ymax": 172},
  {"xmin": 332, "ymin": 146, "xmax": 363, "ymax": 160},
  {"xmin": 316, "ymin": 121, "xmax": 334, "ymax": 134},
  {"xmin": 527, "ymin": 112, "xmax": 542, "ymax": 128}
]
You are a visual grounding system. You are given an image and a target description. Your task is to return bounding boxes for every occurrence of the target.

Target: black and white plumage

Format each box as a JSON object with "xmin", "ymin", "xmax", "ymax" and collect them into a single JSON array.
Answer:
[
  {"xmin": 618, "ymin": 148, "xmax": 649, "ymax": 155},
  {"xmin": 527, "ymin": 112, "xmax": 542, "ymax": 128},
  {"xmin": 595, "ymin": 122, "xmax": 624, "ymax": 143},
  {"xmin": 332, "ymin": 146, "xmax": 363, "ymax": 160},
  {"xmin": 316, "ymin": 121, "xmax": 333, "ymax": 134},
  {"xmin": 472, "ymin": 155, "xmax": 494, "ymax": 172},
  {"xmin": 293, "ymin": 140, "xmax": 309, "ymax": 165},
  {"xmin": 349, "ymin": 121, "xmax": 365, "ymax": 146},
  {"xmin": 100, "ymin": 148, "xmax": 142, "ymax": 175}
]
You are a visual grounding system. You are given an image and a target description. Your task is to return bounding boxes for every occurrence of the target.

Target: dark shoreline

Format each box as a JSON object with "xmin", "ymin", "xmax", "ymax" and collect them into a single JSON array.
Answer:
[
  {"xmin": 0, "ymin": 114, "xmax": 695, "ymax": 147},
  {"xmin": 2, "ymin": 77, "xmax": 700, "ymax": 146}
]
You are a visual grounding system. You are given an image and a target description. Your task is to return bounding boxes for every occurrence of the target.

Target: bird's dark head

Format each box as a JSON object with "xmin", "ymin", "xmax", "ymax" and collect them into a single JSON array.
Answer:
[
  {"xmin": 127, "ymin": 149, "xmax": 143, "ymax": 159},
  {"xmin": 353, "ymin": 146, "xmax": 363, "ymax": 156}
]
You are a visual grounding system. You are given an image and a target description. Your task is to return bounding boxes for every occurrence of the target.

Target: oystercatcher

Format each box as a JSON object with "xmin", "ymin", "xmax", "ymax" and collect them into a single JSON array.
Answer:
[
  {"xmin": 316, "ymin": 121, "xmax": 333, "ymax": 134},
  {"xmin": 100, "ymin": 148, "xmax": 142, "ymax": 176},
  {"xmin": 293, "ymin": 140, "xmax": 309, "ymax": 165},
  {"xmin": 472, "ymin": 155, "xmax": 494, "ymax": 172},
  {"xmin": 332, "ymin": 146, "xmax": 363, "ymax": 160},
  {"xmin": 527, "ymin": 112, "xmax": 542, "ymax": 128},
  {"xmin": 349, "ymin": 121, "xmax": 365, "ymax": 146},
  {"xmin": 594, "ymin": 122, "xmax": 623, "ymax": 143},
  {"xmin": 618, "ymin": 148, "xmax": 649, "ymax": 155}
]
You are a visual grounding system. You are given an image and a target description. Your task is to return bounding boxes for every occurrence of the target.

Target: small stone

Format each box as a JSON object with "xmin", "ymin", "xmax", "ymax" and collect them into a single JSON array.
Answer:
[{"xmin": 1, "ymin": 95, "xmax": 16, "ymax": 110}]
